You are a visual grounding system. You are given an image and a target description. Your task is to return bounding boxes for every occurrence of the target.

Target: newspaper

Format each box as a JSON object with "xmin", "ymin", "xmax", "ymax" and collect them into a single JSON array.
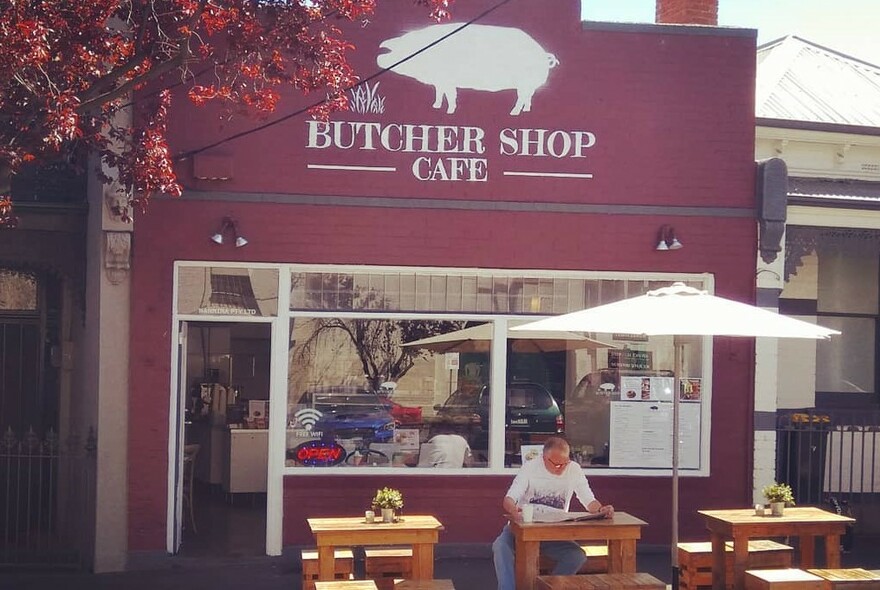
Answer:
[{"xmin": 531, "ymin": 505, "xmax": 607, "ymax": 523}]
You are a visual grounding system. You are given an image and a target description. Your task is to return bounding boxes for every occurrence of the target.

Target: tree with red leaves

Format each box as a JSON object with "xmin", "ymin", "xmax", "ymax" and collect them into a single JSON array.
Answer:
[{"xmin": 0, "ymin": 0, "xmax": 452, "ymax": 226}]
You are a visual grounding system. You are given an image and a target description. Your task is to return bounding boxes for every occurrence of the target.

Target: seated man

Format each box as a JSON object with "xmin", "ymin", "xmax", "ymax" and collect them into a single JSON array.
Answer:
[
  {"xmin": 492, "ymin": 436, "xmax": 614, "ymax": 590},
  {"xmin": 417, "ymin": 422, "xmax": 472, "ymax": 468}
]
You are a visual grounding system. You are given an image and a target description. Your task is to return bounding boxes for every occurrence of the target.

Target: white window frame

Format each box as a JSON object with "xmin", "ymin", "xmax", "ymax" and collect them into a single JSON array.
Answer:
[{"xmin": 168, "ymin": 261, "xmax": 714, "ymax": 555}]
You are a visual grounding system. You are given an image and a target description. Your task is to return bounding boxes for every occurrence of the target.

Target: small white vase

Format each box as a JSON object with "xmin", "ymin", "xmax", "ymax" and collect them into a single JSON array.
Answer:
[
  {"xmin": 770, "ymin": 502, "xmax": 785, "ymax": 516},
  {"xmin": 381, "ymin": 508, "xmax": 395, "ymax": 523}
]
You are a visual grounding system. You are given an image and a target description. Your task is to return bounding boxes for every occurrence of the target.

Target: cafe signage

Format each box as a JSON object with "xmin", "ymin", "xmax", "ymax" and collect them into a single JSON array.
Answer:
[
  {"xmin": 293, "ymin": 440, "xmax": 347, "ymax": 467},
  {"xmin": 307, "ymin": 121, "xmax": 597, "ymax": 182},
  {"xmin": 305, "ymin": 23, "xmax": 598, "ymax": 183}
]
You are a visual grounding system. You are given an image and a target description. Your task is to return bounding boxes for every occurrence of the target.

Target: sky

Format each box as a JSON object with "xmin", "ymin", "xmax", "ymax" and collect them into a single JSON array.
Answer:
[{"xmin": 581, "ymin": 0, "xmax": 880, "ymax": 66}]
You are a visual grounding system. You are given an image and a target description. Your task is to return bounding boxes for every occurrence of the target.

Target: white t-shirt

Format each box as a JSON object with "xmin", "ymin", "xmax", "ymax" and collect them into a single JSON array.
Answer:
[
  {"xmin": 505, "ymin": 456, "xmax": 596, "ymax": 511},
  {"xmin": 424, "ymin": 434, "xmax": 471, "ymax": 468}
]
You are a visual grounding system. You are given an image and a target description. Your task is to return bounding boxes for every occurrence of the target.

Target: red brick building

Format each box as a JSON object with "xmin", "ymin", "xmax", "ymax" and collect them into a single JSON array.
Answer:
[{"xmin": 127, "ymin": 0, "xmax": 758, "ymax": 558}]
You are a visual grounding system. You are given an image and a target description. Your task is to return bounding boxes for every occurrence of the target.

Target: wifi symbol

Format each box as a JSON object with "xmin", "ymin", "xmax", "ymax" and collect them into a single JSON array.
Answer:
[{"xmin": 295, "ymin": 408, "xmax": 323, "ymax": 431}]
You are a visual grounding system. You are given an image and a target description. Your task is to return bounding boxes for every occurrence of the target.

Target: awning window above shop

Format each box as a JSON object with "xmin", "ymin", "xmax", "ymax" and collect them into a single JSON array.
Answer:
[
  {"xmin": 290, "ymin": 270, "xmax": 703, "ymax": 315},
  {"xmin": 177, "ymin": 266, "xmax": 278, "ymax": 317}
]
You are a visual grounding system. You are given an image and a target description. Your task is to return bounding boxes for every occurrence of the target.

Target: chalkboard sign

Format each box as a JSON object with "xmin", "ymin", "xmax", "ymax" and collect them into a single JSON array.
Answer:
[{"xmin": 608, "ymin": 349, "xmax": 652, "ymax": 371}]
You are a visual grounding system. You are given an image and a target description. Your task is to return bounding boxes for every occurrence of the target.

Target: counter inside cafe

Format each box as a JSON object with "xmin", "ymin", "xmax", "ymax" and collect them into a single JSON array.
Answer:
[{"xmin": 186, "ymin": 383, "xmax": 270, "ymax": 494}]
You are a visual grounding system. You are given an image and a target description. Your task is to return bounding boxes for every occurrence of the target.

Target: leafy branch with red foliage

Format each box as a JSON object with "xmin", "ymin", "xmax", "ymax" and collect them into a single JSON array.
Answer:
[{"xmin": 0, "ymin": 0, "xmax": 453, "ymax": 227}]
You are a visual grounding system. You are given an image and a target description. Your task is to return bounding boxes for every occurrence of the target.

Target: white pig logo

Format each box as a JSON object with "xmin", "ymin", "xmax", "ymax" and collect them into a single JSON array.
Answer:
[{"xmin": 377, "ymin": 24, "xmax": 559, "ymax": 116}]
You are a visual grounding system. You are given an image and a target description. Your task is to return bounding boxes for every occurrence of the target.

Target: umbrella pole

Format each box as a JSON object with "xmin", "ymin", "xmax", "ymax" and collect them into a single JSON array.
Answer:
[{"xmin": 671, "ymin": 344, "xmax": 681, "ymax": 589}]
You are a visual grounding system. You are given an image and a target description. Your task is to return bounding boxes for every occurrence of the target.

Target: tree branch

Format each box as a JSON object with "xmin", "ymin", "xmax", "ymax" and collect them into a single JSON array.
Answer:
[
  {"xmin": 76, "ymin": 47, "xmax": 190, "ymax": 114},
  {"xmin": 77, "ymin": 0, "xmax": 209, "ymax": 111}
]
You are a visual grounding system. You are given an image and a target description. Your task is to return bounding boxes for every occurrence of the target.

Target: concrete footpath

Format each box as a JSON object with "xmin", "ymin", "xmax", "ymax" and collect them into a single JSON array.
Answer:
[{"xmin": 2, "ymin": 540, "xmax": 879, "ymax": 590}]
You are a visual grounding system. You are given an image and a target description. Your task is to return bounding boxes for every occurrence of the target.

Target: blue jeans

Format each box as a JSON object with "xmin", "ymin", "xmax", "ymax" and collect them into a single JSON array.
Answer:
[{"xmin": 492, "ymin": 524, "xmax": 586, "ymax": 590}]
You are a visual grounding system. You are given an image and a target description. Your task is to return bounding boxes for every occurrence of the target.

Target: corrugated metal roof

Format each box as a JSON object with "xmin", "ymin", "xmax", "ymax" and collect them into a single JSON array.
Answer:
[
  {"xmin": 756, "ymin": 36, "xmax": 880, "ymax": 127},
  {"xmin": 789, "ymin": 177, "xmax": 880, "ymax": 205}
]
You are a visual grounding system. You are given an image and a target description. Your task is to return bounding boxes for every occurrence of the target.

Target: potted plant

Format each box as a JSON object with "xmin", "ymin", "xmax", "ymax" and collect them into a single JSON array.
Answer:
[
  {"xmin": 762, "ymin": 482, "xmax": 794, "ymax": 516},
  {"xmin": 372, "ymin": 487, "xmax": 404, "ymax": 522}
]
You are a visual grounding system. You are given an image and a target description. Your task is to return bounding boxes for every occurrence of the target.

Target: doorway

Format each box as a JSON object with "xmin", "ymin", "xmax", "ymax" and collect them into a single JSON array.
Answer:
[{"xmin": 176, "ymin": 320, "xmax": 271, "ymax": 557}]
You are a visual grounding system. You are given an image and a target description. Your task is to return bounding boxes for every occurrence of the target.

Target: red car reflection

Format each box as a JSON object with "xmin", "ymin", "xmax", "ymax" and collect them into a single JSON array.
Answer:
[{"xmin": 381, "ymin": 397, "xmax": 423, "ymax": 425}]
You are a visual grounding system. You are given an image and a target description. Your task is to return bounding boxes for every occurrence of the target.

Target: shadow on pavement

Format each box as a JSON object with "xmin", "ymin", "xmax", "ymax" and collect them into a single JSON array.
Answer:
[{"xmin": 2, "ymin": 538, "xmax": 879, "ymax": 590}]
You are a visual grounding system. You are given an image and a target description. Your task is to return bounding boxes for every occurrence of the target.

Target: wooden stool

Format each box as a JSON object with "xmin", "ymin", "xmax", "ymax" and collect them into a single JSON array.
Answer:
[
  {"xmin": 538, "ymin": 544, "xmax": 609, "ymax": 575},
  {"xmin": 302, "ymin": 548, "xmax": 356, "ymax": 590},
  {"xmin": 745, "ymin": 569, "xmax": 825, "ymax": 590},
  {"xmin": 807, "ymin": 568, "xmax": 880, "ymax": 589},
  {"xmin": 678, "ymin": 540, "xmax": 794, "ymax": 589},
  {"xmin": 364, "ymin": 547, "xmax": 414, "ymax": 580},
  {"xmin": 314, "ymin": 581, "xmax": 377, "ymax": 590},
  {"xmin": 536, "ymin": 573, "xmax": 665, "ymax": 589}
]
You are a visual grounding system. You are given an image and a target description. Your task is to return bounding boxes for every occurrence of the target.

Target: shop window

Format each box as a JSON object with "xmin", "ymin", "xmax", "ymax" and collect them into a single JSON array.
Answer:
[
  {"xmin": 816, "ymin": 317, "xmax": 875, "ymax": 394},
  {"xmin": 174, "ymin": 264, "xmax": 711, "ymax": 473},
  {"xmin": 814, "ymin": 237, "xmax": 879, "ymax": 396},
  {"xmin": 286, "ymin": 317, "xmax": 485, "ymax": 469},
  {"xmin": 505, "ymin": 331, "xmax": 703, "ymax": 470},
  {"xmin": 817, "ymin": 247, "xmax": 878, "ymax": 314},
  {"xmin": 285, "ymin": 316, "xmax": 706, "ymax": 471}
]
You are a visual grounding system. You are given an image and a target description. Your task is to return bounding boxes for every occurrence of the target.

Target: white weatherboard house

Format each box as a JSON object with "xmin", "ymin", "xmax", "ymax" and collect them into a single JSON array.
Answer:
[{"xmin": 753, "ymin": 36, "xmax": 880, "ymax": 523}]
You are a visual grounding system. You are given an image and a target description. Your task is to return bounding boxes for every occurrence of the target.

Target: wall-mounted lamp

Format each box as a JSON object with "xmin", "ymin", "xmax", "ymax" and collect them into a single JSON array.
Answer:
[
  {"xmin": 655, "ymin": 225, "xmax": 683, "ymax": 251},
  {"xmin": 210, "ymin": 216, "xmax": 249, "ymax": 248}
]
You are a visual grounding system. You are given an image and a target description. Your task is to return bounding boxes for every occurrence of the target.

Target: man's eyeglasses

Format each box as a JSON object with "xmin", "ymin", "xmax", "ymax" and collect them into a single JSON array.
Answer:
[{"xmin": 546, "ymin": 456, "xmax": 570, "ymax": 469}]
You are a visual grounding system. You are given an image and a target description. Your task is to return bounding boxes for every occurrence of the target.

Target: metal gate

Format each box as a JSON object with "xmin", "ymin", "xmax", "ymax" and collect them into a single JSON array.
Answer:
[
  {"xmin": 776, "ymin": 409, "xmax": 880, "ymax": 535},
  {"xmin": 0, "ymin": 426, "xmax": 96, "ymax": 569}
]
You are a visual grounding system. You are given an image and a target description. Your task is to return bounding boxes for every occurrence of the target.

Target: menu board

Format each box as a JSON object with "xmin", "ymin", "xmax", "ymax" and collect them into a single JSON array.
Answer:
[{"xmin": 608, "ymin": 401, "xmax": 701, "ymax": 469}]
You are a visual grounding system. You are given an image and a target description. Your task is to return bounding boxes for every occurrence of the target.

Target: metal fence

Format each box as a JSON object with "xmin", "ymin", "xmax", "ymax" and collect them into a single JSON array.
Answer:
[
  {"xmin": 776, "ymin": 409, "xmax": 880, "ymax": 535},
  {"xmin": 0, "ymin": 426, "xmax": 96, "ymax": 569}
]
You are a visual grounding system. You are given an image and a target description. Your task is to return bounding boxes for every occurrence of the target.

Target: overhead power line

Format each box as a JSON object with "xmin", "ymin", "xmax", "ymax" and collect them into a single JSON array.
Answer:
[{"xmin": 175, "ymin": 0, "xmax": 515, "ymax": 162}]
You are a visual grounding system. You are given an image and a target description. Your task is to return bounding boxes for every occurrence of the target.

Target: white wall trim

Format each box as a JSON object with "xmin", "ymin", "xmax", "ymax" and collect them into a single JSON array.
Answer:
[{"xmin": 788, "ymin": 205, "xmax": 880, "ymax": 229}]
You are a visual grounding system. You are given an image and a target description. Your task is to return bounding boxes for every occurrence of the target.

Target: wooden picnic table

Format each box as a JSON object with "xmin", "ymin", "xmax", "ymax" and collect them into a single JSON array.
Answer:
[
  {"xmin": 307, "ymin": 515, "xmax": 444, "ymax": 582},
  {"xmin": 698, "ymin": 506, "xmax": 855, "ymax": 590},
  {"xmin": 509, "ymin": 511, "xmax": 648, "ymax": 590}
]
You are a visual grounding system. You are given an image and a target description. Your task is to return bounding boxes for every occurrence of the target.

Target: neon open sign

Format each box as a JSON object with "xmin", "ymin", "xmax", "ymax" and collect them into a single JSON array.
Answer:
[{"xmin": 293, "ymin": 440, "xmax": 346, "ymax": 467}]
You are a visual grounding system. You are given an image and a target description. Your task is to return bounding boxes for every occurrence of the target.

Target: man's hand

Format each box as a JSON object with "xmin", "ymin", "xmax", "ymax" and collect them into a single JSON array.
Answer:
[
  {"xmin": 502, "ymin": 496, "xmax": 522, "ymax": 523},
  {"xmin": 508, "ymin": 507, "xmax": 523, "ymax": 523},
  {"xmin": 599, "ymin": 504, "xmax": 615, "ymax": 519}
]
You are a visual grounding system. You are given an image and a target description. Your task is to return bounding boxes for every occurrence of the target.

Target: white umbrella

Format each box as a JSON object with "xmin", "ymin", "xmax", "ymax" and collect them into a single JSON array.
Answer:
[
  {"xmin": 513, "ymin": 283, "xmax": 840, "ymax": 339},
  {"xmin": 402, "ymin": 321, "xmax": 616, "ymax": 354},
  {"xmin": 512, "ymin": 282, "xmax": 840, "ymax": 585}
]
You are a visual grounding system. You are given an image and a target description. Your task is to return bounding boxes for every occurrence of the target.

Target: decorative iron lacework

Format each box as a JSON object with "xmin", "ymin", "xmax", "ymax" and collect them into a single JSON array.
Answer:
[{"xmin": 786, "ymin": 226, "xmax": 880, "ymax": 281}]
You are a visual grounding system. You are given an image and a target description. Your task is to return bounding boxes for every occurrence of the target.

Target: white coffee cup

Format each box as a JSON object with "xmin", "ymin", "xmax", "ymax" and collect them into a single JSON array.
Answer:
[{"xmin": 521, "ymin": 504, "xmax": 534, "ymax": 523}]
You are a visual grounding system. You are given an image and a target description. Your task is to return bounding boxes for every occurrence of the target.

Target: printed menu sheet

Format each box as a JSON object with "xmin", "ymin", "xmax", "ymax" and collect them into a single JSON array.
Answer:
[
  {"xmin": 609, "ymin": 401, "xmax": 701, "ymax": 468},
  {"xmin": 619, "ymin": 376, "xmax": 674, "ymax": 401}
]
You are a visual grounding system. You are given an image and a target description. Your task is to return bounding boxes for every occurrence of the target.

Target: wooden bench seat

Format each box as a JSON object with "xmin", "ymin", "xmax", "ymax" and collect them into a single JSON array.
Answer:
[
  {"xmin": 807, "ymin": 568, "xmax": 880, "ymax": 589},
  {"xmin": 679, "ymin": 540, "xmax": 794, "ymax": 589},
  {"xmin": 302, "ymin": 548, "xmax": 356, "ymax": 590},
  {"xmin": 539, "ymin": 543, "xmax": 610, "ymax": 575},
  {"xmin": 745, "ymin": 569, "xmax": 825, "ymax": 590},
  {"xmin": 364, "ymin": 547, "xmax": 414, "ymax": 580},
  {"xmin": 371, "ymin": 576, "xmax": 454, "ymax": 590},
  {"xmin": 314, "ymin": 581, "xmax": 378, "ymax": 590},
  {"xmin": 536, "ymin": 572, "xmax": 665, "ymax": 589}
]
